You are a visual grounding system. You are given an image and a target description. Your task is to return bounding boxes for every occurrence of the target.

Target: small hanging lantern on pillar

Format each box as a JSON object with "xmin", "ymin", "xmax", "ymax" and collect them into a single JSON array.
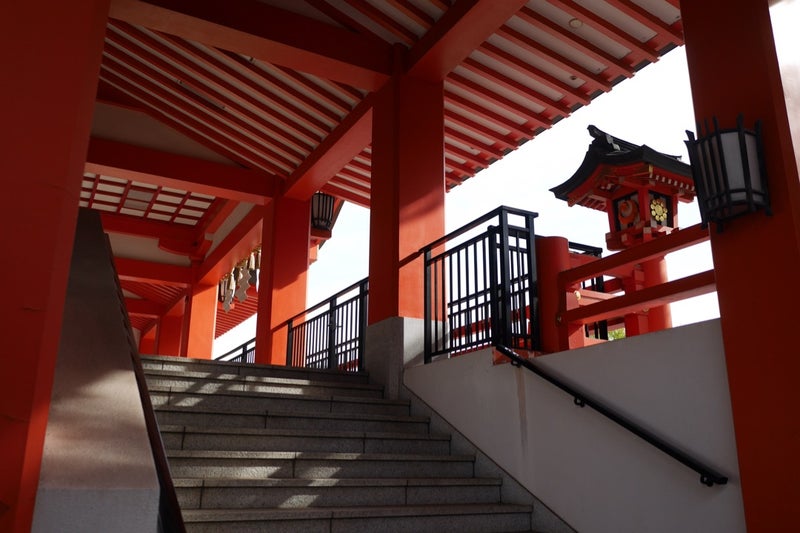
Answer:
[
  {"xmin": 685, "ymin": 115, "xmax": 771, "ymax": 231},
  {"xmin": 311, "ymin": 192, "xmax": 335, "ymax": 231}
]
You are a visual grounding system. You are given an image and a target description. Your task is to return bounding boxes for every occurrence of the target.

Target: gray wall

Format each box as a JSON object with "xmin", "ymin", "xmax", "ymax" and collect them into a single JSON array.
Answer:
[
  {"xmin": 405, "ymin": 320, "xmax": 745, "ymax": 533},
  {"xmin": 32, "ymin": 209, "xmax": 159, "ymax": 533}
]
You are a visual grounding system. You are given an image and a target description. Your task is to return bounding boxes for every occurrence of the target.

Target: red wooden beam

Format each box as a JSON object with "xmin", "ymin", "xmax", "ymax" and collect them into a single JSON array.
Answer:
[
  {"xmin": 125, "ymin": 298, "xmax": 166, "ymax": 316},
  {"xmin": 100, "ymin": 212, "xmax": 196, "ymax": 241},
  {"xmin": 407, "ymin": 0, "xmax": 528, "ymax": 80},
  {"xmin": 86, "ymin": 137, "xmax": 278, "ymax": 204},
  {"xmin": 109, "ymin": 0, "xmax": 392, "ymax": 90},
  {"xmin": 560, "ymin": 270, "xmax": 716, "ymax": 325},
  {"xmin": 560, "ymin": 224, "xmax": 710, "ymax": 286},
  {"xmin": 283, "ymin": 96, "xmax": 374, "ymax": 201},
  {"xmin": 115, "ymin": 257, "xmax": 193, "ymax": 286},
  {"xmin": 196, "ymin": 204, "xmax": 266, "ymax": 285}
]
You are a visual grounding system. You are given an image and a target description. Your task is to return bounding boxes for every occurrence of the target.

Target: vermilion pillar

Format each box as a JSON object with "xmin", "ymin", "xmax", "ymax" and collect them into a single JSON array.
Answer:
[
  {"xmin": 683, "ymin": 1, "xmax": 800, "ymax": 529},
  {"xmin": 0, "ymin": 1, "xmax": 109, "ymax": 531},
  {"xmin": 157, "ymin": 310, "xmax": 184, "ymax": 357},
  {"xmin": 368, "ymin": 72, "xmax": 445, "ymax": 323},
  {"xmin": 255, "ymin": 197, "xmax": 310, "ymax": 365},
  {"xmin": 139, "ymin": 326, "xmax": 157, "ymax": 355},
  {"xmin": 181, "ymin": 283, "xmax": 217, "ymax": 359}
]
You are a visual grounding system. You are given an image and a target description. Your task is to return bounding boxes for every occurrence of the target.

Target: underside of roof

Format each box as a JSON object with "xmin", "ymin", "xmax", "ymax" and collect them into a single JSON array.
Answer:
[{"xmin": 86, "ymin": 0, "xmax": 686, "ymax": 338}]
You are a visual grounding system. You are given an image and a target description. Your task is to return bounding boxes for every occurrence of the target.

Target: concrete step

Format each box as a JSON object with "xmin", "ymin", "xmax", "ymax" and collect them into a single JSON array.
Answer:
[
  {"xmin": 165, "ymin": 450, "xmax": 476, "ymax": 480},
  {"xmin": 155, "ymin": 406, "xmax": 431, "ymax": 434},
  {"xmin": 141, "ymin": 355, "xmax": 369, "ymax": 385},
  {"xmin": 148, "ymin": 385, "xmax": 408, "ymax": 417},
  {"xmin": 174, "ymin": 477, "xmax": 503, "ymax": 509},
  {"xmin": 181, "ymin": 503, "xmax": 533, "ymax": 532},
  {"xmin": 144, "ymin": 368, "xmax": 384, "ymax": 399},
  {"xmin": 160, "ymin": 425, "xmax": 451, "ymax": 455}
]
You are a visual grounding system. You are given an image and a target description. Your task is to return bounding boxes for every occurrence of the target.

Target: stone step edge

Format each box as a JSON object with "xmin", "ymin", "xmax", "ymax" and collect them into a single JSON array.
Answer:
[
  {"xmin": 173, "ymin": 477, "xmax": 502, "ymax": 488},
  {"xmin": 144, "ymin": 368, "xmax": 382, "ymax": 392},
  {"xmin": 181, "ymin": 503, "xmax": 533, "ymax": 522},
  {"xmin": 159, "ymin": 424, "xmax": 450, "ymax": 442},
  {"xmin": 148, "ymin": 384, "xmax": 407, "ymax": 407},
  {"xmin": 166, "ymin": 450, "xmax": 475, "ymax": 462},
  {"xmin": 153, "ymin": 404, "xmax": 430, "ymax": 424},
  {"xmin": 141, "ymin": 355, "xmax": 369, "ymax": 380}
]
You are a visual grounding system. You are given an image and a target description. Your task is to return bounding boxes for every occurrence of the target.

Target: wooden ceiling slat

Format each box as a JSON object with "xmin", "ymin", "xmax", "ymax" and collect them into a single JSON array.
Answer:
[
  {"xmin": 111, "ymin": 22, "xmax": 316, "ymax": 158},
  {"xmin": 105, "ymin": 30, "xmax": 305, "ymax": 169},
  {"xmin": 479, "ymin": 41, "xmax": 590, "ymax": 106},
  {"xmin": 547, "ymin": 0, "xmax": 659, "ymax": 62},
  {"xmin": 99, "ymin": 72, "xmax": 283, "ymax": 174},
  {"xmin": 344, "ymin": 0, "xmax": 418, "ymax": 45},
  {"xmin": 496, "ymin": 24, "xmax": 612, "ymax": 92},
  {"xmin": 516, "ymin": 6, "xmax": 634, "ymax": 79},
  {"xmin": 102, "ymin": 53, "xmax": 294, "ymax": 175}
]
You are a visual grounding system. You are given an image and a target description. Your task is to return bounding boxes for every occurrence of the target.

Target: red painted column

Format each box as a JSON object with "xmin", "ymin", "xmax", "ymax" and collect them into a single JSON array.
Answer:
[
  {"xmin": 537, "ymin": 237, "xmax": 584, "ymax": 352},
  {"xmin": 181, "ymin": 283, "xmax": 217, "ymax": 359},
  {"xmin": 139, "ymin": 326, "xmax": 157, "ymax": 355},
  {"xmin": 254, "ymin": 197, "xmax": 310, "ymax": 365},
  {"xmin": 368, "ymin": 71, "xmax": 445, "ymax": 323},
  {"xmin": 682, "ymin": 1, "xmax": 800, "ymax": 529},
  {"xmin": 0, "ymin": 1, "xmax": 109, "ymax": 530},
  {"xmin": 642, "ymin": 257, "xmax": 671, "ymax": 331}
]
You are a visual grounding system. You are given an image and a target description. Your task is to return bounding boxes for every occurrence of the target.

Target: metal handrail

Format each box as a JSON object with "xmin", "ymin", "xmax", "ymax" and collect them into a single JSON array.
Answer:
[
  {"xmin": 495, "ymin": 344, "xmax": 728, "ymax": 487},
  {"xmin": 106, "ymin": 236, "xmax": 186, "ymax": 532}
]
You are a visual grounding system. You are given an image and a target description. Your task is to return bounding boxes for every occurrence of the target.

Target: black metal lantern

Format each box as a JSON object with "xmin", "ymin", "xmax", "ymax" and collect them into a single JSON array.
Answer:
[
  {"xmin": 311, "ymin": 192, "xmax": 335, "ymax": 231},
  {"xmin": 685, "ymin": 115, "xmax": 771, "ymax": 230}
]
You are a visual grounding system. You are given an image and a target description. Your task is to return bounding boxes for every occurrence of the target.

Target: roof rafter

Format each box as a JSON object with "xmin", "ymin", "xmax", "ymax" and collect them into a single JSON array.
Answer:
[
  {"xmin": 407, "ymin": 0, "xmax": 529, "ymax": 80},
  {"xmin": 109, "ymin": 0, "xmax": 393, "ymax": 90}
]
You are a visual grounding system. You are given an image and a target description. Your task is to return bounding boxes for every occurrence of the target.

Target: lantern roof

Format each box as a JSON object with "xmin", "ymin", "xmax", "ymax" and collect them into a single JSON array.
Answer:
[{"xmin": 550, "ymin": 125, "xmax": 695, "ymax": 212}]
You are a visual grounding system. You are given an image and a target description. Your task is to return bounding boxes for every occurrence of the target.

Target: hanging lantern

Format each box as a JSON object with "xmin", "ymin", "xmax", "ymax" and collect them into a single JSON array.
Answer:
[
  {"xmin": 685, "ymin": 115, "xmax": 771, "ymax": 230},
  {"xmin": 311, "ymin": 192, "xmax": 335, "ymax": 231}
]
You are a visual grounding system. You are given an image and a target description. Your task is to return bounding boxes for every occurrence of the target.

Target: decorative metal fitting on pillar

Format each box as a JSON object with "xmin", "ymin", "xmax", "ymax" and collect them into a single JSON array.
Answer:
[
  {"xmin": 311, "ymin": 192, "xmax": 335, "ymax": 231},
  {"xmin": 685, "ymin": 114, "xmax": 771, "ymax": 231}
]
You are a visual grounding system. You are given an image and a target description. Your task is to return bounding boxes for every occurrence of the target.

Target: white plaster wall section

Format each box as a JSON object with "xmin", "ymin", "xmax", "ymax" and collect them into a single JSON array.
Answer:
[{"xmin": 404, "ymin": 319, "xmax": 746, "ymax": 533}]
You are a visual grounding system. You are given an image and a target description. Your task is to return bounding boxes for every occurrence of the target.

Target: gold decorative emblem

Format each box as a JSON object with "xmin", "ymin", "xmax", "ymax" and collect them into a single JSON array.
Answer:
[{"xmin": 650, "ymin": 197, "xmax": 668, "ymax": 223}]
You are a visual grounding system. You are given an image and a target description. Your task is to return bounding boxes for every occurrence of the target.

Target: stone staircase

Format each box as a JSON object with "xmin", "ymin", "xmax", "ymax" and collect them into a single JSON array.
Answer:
[{"xmin": 141, "ymin": 355, "xmax": 540, "ymax": 532}]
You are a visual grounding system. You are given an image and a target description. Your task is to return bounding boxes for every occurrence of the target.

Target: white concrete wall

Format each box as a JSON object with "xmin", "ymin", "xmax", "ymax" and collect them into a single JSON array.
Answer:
[
  {"xmin": 32, "ymin": 209, "xmax": 159, "ymax": 533},
  {"xmin": 405, "ymin": 320, "xmax": 745, "ymax": 533}
]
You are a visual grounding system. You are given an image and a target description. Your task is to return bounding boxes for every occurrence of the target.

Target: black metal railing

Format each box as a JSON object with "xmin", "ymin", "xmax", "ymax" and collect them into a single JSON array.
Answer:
[
  {"xmin": 287, "ymin": 278, "xmax": 368, "ymax": 372},
  {"xmin": 216, "ymin": 337, "xmax": 256, "ymax": 363},
  {"xmin": 422, "ymin": 206, "xmax": 539, "ymax": 362},
  {"xmin": 495, "ymin": 344, "xmax": 728, "ymax": 487}
]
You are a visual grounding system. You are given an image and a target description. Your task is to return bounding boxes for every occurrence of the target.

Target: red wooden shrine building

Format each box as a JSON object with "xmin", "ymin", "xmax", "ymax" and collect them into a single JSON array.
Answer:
[{"xmin": 3, "ymin": 1, "xmax": 800, "ymax": 531}]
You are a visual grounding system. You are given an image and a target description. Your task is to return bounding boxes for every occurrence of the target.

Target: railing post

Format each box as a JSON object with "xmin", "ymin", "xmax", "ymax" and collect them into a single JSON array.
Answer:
[
  {"xmin": 327, "ymin": 297, "xmax": 337, "ymax": 370},
  {"xmin": 498, "ymin": 209, "xmax": 513, "ymax": 347},
  {"xmin": 357, "ymin": 280, "xmax": 368, "ymax": 371},
  {"xmin": 423, "ymin": 247, "xmax": 432, "ymax": 364},
  {"xmin": 487, "ymin": 225, "xmax": 501, "ymax": 347},
  {"xmin": 525, "ymin": 212, "xmax": 540, "ymax": 351},
  {"xmin": 285, "ymin": 319, "xmax": 294, "ymax": 366}
]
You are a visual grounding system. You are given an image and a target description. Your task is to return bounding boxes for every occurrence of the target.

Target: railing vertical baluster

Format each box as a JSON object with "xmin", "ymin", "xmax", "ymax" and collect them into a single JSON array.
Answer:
[
  {"xmin": 286, "ymin": 319, "xmax": 294, "ymax": 366},
  {"xmin": 498, "ymin": 210, "xmax": 513, "ymax": 347},
  {"xmin": 327, "ymin": 296, "xmax": 338, "ymax": 371},
  {"xmin": 424, "ymin": 248, "xmax": 432, "ymax": 364},
  {"xmin": 358, "ymin": 280, "xmax": 368, "ymax": 371},
  {"xmin": 525, "ymin": 213, "xmax": 540, "ymax": 351}
]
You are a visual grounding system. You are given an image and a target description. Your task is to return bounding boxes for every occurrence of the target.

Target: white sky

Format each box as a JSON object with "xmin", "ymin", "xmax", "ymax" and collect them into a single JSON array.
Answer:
[{"xmin": 213, "ymin": 45, "xmax": 721, "ymax": 356}]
